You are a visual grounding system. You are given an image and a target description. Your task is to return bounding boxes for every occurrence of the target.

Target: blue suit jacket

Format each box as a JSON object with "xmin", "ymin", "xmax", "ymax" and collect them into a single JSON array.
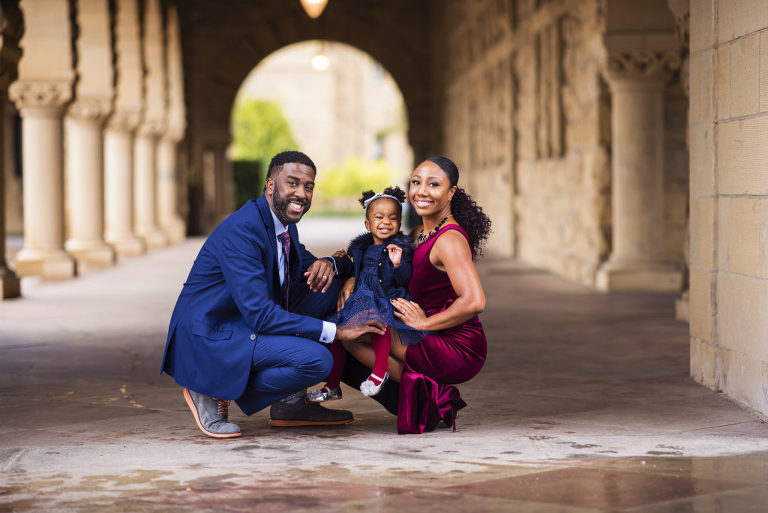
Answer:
[{"xmin": 160, "ymin": 196, "xmax": 325, "ymax": 401}]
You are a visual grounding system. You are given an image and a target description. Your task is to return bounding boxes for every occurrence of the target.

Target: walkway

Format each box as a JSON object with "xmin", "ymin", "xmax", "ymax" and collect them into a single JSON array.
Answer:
[{"xmin": 1, "ymin": 217, "xmax": 767, "ymax": 512}]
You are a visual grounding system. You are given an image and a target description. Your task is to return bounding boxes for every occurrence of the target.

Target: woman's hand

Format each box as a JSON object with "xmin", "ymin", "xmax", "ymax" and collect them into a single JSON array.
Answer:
[
  {"xmin": 391, "ymin": 297, "xmax": 427, "ymax": 330},
  {"xmin": 386, "ymin": 244, "xmax": 402, "ymax": 267},
  {"xmin": 337, "ymin": 277, "xmax": 355, "ymax": 312}
]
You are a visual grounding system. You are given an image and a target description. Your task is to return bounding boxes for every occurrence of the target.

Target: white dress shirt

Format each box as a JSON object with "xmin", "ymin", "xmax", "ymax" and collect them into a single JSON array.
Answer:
[{"xmin": 270, "ymin": 209, "xmax": 336, "ymax": 343}]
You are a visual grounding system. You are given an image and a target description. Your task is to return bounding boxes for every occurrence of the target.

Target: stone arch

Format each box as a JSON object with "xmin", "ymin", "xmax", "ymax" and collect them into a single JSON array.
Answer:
[{"xmin": 178, "ymin": 0, "xmax": 432, "ymax": 232}]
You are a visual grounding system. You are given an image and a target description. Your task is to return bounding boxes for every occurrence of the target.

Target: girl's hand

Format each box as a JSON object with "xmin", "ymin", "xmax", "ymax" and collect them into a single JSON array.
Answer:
[
  {"xmin": 391, "ymin": 297, "xmax": 426, "ymax": 330},
  {"xmin": 386, "ymin": 244, "xmax": 402, "ymax": 267},
  {"xmin": 337, "ymin": 277, "xmax": 355, "ymax": 312},
  {"xmin": 332, "ymin": 249, "xmax": 347, "ymax": 259}
]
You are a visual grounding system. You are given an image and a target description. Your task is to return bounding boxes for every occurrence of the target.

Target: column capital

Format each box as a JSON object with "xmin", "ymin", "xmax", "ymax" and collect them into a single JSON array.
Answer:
[
  {"xmin": 603, "ymin": 50, "xmax": 682, "ymax": 87},
  {"xmin": 106, "ymin": 110, "xmax": 141, "ymax": 132},
  {"xmin": 137, "ymin": 119, "xmax": 166, "ymax": 137},
  {"xmin": 9, "ymin": 80, "xmax": 73, "ymax": 111},
  {"xmin": 68, "ymin": 98, "xmax": 112, "ymax": 122}
]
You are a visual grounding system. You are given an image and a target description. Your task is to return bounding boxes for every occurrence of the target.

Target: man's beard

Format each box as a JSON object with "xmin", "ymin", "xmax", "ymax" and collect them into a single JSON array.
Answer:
[{"xmin": 272, "ymin": 186, "xmax": 309, "ymax": 225}]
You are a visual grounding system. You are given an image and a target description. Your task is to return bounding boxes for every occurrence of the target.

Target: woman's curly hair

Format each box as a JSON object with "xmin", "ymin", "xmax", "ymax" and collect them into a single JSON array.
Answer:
[
  {"xmin": 358, "ymin": 186, "xmax": 407, "ymax": 216},
  {"xmin": 424, "ymin": 156, "xmax": 492, "ymax": 258}
]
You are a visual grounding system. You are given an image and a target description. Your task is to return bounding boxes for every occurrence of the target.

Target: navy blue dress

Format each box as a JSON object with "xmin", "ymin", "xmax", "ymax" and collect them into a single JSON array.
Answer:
[{"xmin": 336, "ymin": 234, "xmax": 424, "ymax": 345}]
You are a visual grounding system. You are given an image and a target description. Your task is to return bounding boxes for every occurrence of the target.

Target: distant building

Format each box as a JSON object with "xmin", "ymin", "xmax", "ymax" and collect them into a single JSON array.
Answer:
[{"xmin": 236, "ymin": 41, "xmax": 413, "ymax": 182}]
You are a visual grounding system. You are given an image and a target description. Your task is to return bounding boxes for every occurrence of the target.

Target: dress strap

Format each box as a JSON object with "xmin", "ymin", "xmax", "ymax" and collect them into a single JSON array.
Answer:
[{"xmin": 417, "ymin": 224, "xmax": 469, "ymax": 253}]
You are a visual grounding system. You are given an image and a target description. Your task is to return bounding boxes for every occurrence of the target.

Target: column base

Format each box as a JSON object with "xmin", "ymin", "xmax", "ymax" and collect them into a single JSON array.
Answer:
[
  {"xmin": 138, "ymin": 228, "xmax": 169, "ymax": 249},
  {"xmin": 0, "ymin": 267, "xmax": 21, "ymax": 299},
  {"xmin": 162, "ymin": 216, "xmax": 186, "ymax": 244},
  {"xmin": 596, "ymin": 260, "xmax": 682, "ymax": 291},
  {"xmin": 65, "ymin": 239, "xmax": 117, "ymax": 267},
  {"xmin": 14, "ymin": 249, "xmax": 76, "ymax": 279},
  {"xmin": 106, "ymin": 235, "xmax": 146, "ymax": 257},
  {"xmin": 675, "ymin": 289, "xmax": 690, "ymax": 321}
]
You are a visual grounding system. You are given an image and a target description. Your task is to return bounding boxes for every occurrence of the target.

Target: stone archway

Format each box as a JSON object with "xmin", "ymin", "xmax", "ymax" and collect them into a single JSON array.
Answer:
[{"xmin": 178, "ymin": 0, "xmax": 433, "ymax": 232}]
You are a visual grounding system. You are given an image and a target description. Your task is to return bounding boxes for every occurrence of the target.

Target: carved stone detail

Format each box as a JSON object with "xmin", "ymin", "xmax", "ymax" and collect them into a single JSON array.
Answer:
[
  {"xmin": 68, "ymin": 98, "xmax": 112, "ymax": 121},
  {"xmin": 604, "ymin": 51, "xmax": 682, "ymax": 84},
  {"xmin": 9, "ymin": 81, "xmax": 72, "ymax": 110},
  {"xmin": 106, "ymin": 110, "xmax": 142, "ymax": 132}
]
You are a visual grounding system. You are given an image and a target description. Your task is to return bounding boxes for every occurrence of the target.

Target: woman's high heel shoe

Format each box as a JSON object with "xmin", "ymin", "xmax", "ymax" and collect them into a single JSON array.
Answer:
[{"xmin": 360, "ymin": 372, "xmax": 389, "ymax": 397}]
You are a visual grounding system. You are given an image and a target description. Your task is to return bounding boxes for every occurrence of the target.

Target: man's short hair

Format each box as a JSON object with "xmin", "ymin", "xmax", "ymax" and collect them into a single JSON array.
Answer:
[{"xmin": 267, "ymin": 151, "xmax": 316, "ymax": 180}]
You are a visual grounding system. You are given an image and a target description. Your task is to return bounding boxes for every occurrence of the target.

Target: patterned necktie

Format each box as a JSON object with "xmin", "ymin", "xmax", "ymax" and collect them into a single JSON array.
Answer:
[{"xmin": 278, "ymin": 232, "xmax": 291, "ymax": 309}]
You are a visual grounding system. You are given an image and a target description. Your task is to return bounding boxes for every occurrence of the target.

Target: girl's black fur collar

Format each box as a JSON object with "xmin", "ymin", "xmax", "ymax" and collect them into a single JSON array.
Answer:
[{"xmin": 348, "ymin": 231, "xmax": 413, "ymax": 253}]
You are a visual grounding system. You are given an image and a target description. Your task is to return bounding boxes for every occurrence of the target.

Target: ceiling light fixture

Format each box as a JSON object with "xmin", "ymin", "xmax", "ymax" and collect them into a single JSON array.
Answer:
[{"xmin": 300, "ymin": 0, "xmax": 328, "ymax": 19}]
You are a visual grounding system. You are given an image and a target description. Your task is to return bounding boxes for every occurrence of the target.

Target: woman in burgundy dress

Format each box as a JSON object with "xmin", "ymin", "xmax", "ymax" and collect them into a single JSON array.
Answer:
[{"xmin": 343, "ymin": 156, "xmax": 491, "ymax": 434}]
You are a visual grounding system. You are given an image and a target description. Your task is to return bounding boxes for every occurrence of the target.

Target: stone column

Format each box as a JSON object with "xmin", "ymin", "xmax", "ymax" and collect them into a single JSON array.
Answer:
[
  {"xmin": 0, "ymin": 2, "xmax": 22, "ymax": 298},
  {"xmin": 213, "ymin": 143, "xmax": 234, "ymax": 223},
  {"xmin": 63, "ymin": 0, "xmax": 115, "ymax": 267},
  {"xmin": 104, "ymin": 0, "xmax": 144, "ymax": 256},
  {"xmin": 9, "ymin": 0, "xmax": 76, "ymax": 279},
  {"xmin": 64, "ymin": 103, "xmax": 115, "ymax": 267},
  {"xmin": 9, "ymin": 82, "xmax": 75, "ymax": 278},
  {"xmin": 133, "ymin": 127, "xmax": 167, "ymax": 247},
  {"xmin": 157, "ymin": 134, "xmax": 185, "ymax": 242},
  {"xmin": 0, "ymin": 95, "xmax": 19, "ymax": 298},
  {"xmin": 104, "ymin": 115, "xmax": 144, "ymax": 255},
  {"xmin": 133, "ymin": 0, "xmax": 167, "ymax": 248},
  {"xmin": 157, "ymin": 4, "xmax": 186, "ymax": 243},
  {"xmin": 596, "ymin": 50, "xmax": 683, "ymax": 291}
]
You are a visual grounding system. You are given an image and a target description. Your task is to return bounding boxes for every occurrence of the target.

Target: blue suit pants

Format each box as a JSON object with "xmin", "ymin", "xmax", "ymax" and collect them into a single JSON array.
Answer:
[{"xmin": 238, "ymin": 278, "xmax": 342, "ymax": 414}]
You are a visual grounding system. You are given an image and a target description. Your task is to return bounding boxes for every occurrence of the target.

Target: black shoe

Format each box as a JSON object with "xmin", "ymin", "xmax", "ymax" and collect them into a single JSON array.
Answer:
[{"xmin": 269, "ymin": 394, "xmax": 354, "ymax": 427}]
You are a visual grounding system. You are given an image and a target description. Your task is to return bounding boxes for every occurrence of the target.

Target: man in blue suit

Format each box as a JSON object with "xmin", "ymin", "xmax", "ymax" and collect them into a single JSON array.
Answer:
[{"xmin": 161, "ymin": 151, "xmax": 385, "ymax": 438}]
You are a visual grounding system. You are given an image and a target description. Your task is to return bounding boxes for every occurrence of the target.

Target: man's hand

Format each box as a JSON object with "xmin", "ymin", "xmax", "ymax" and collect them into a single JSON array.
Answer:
[
  {"xmin": 304, "ymin": 258, "xmax": 335, "ymax": 293},
  {"xmin": 386, "ymin": 244, "xmax": 402, "ymax": 267},
  {"xmin": 337, "ymin": 277, "xmax": 355, "ymax": 312},
  {"xmin": 335, "ymin": 321, "xmax": 386, "ymax": 341}
]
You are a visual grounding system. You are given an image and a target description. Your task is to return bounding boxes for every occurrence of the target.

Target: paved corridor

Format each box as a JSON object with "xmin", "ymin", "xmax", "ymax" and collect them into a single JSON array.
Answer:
[{"xmin": 2, "ymin": 219, "xmax": 767, "ymax": 512}]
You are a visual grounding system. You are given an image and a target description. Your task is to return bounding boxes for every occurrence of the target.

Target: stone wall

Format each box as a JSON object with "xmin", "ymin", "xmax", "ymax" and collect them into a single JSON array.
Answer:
[
  {"xmin": 434, "ymin": 0, "xmax": 610, "ymax": 280},
  {"xmin": 434, "ymin": 0, "xmax": 688, "ymax": 286},
  {"xmin": 689, "ymin": 0, "xmax": 768, "ymax": 417}
]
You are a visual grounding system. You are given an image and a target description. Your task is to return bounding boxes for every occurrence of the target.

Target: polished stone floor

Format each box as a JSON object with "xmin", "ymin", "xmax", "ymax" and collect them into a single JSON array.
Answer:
[{"xmin": 1, "ymin": 219, "xmax": 767, "ymax": 512}]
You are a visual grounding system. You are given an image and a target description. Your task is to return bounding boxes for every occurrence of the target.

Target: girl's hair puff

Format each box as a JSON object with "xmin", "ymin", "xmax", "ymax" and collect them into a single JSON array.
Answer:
[{"xmin": 358, "ymin": 186, "xmax": 407, "ymax": 215}]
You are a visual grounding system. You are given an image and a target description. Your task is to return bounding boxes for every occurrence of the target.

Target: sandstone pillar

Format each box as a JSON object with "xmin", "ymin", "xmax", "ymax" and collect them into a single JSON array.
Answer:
[
  {"xmin": 157, "ymin": 136, "xmax": 185, "ymax": 242},
  {"xmin": 133, "ymin": 128, "xmax": 166, "ymax": 247},
  {"xmin": 64, "ymin": 106, "xmax": 115, "ymax": 266},
  {"xmin": 104, "ymin": 0, "xmax": 144, "ymax": 256},
  {"xmin": 0, "ymin": 2, "xmax": 22, "ymax": 297},
  {"xmin": 157, "ymin": 4, "xmax": 186, "ymax": 243},
  {"xmin": 10, "ymin": 0, "xmax": 76, "ymax": 278},
  {"xmin": 596, "ymin": 51, "xmax": 683, "ymax": 291},
  {"xmin": 0, "ymin": 96, "xmax": 19, "ymax": 298},
  {"xmin": 133, "ymin": 0, "xmax": 167, "ymax": 248},
  {"xmin": 104, "ymin": 119, "xmax": 144, "ymax": 255},
  {"xmin": 63, "ymin": 0, "xmax": 115, "ymax": 267},
  {"xmin": 10, "ymin": 82, "xmax": 75, "ymax": 278}
]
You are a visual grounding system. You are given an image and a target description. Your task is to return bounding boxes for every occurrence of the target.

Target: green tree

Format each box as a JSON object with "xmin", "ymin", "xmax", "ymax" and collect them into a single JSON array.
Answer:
[
  {"xmin": 313, "ymin": 157, "xmax": 398, "ymax": 213},
  {"xmin": 231, "ymin": 98, "xmax": 298, "ymax": 161}
]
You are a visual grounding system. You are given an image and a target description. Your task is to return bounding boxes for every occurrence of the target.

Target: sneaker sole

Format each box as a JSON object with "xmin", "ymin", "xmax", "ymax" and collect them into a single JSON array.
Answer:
[
  {"xmin": 269, "ymin": 418, "xmax": 353, "ymax": 427},
  {"xmin": 183, "ymin": 387, "xmax": 242, "ymax": 439}
]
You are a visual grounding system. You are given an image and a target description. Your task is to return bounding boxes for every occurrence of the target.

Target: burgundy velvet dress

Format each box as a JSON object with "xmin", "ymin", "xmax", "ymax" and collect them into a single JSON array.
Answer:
[{"xmin": 397, "ymin": 224, "xmax": 487, "ymax": 434}]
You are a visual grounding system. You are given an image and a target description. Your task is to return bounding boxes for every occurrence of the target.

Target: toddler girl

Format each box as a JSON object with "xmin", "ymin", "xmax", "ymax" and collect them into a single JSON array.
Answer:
[{"xmin": 308, "ymin": 186, "xmax": 423, "ymax": 400}]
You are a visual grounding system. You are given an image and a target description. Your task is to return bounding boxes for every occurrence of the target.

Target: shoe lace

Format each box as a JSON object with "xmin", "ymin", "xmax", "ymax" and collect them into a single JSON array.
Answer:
[{"xmin": 216, "ymin": 399, "xmax": 230, "ymax": 418}]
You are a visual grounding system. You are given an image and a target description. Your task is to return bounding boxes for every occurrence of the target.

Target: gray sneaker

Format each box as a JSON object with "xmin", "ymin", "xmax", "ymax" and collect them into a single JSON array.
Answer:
[{"xmin": 183, "ymin": 387, "xmax": 242, "ymax": 439}]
